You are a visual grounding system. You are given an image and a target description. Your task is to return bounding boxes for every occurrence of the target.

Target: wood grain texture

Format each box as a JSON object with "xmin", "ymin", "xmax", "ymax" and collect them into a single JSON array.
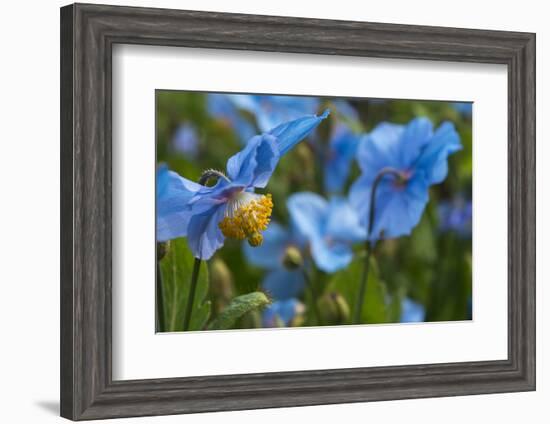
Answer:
[{"xmin": 60, "ymin": 3, "xmax": 536, "ymax": 420}]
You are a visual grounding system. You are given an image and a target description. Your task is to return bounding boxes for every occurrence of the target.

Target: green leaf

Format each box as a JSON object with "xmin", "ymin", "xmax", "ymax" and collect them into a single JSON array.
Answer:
[
  {"xmin": 409, "ymin": 211, "xmax": 437, "ymax": 263},
  {"xmin": 327, "ymin": 254, "xmax": 389, "ymax": 324},
  {"xmin": 207, "ymin": 292, "xmax": 271, "ymax": 330},
  {"xmin": 159, "ymin": 237, "xmax": 211, "ymax": 332}
]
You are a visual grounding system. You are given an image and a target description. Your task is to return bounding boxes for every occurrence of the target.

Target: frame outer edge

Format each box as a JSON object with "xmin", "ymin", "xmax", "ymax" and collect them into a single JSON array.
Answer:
[
  {"xmin": 60, "ymin": 3, "xmax": 76, "ymax": 420},
  {"xmin": 522, "ymin": 33, "xmax": 536, "ymax": 389},
  {"xmin": 60, "ymin": 3, "xmax": 537, "ymax": 420}
]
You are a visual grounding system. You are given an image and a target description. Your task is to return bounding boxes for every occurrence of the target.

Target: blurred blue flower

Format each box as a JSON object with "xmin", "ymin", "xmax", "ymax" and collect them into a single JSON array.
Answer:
[
  {"xmin": 156, "ymin": 110, "xmax": 329, "ymax": 260},
  {"xmin": 331, "ymin": 100, "xmax": 360, "ymax": 122},
  {"xmin": 453, "ymin": 102, "xmax": 472, "ymax": 117},
  {"xmin": 207, "ymin": 94, "xmax": 256, "ymax": 143},
  {"xmin": 288, "ymin": 192, "xmax": 366, "ymax": 273},
  {"xmin": 171, "ymin": 123, "xmax": 199, "ymax": 158},
  {"xmin": 244, "ymin": 222, "xmax": 306, "ymax": 300},
  {"xmin": 263, "ymin": 298, "xmax": 304, "ymax": 327},
  {"xmin": 324, "ymin": 122, "xmax": 361, "ymax": 193},
  {"xmin": 229, "ymin": 94, "xmax": 320, "ymax": 133},
  {"xmin": 400, "ymin": 298, "xmax": 426, "ymax": 323},
  {"xmin": 349, "ymin": 117, "xmax": 462, "ymax": 241},
  {"xmin": 438, "ymin": 197, "xmax": 472, "ymax": 237}
]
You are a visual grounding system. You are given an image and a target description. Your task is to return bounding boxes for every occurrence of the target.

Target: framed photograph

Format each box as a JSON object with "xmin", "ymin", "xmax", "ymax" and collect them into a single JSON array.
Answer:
[{"xmin": 60, "ymin": 3, "xmax": 535, "ymax": 420}]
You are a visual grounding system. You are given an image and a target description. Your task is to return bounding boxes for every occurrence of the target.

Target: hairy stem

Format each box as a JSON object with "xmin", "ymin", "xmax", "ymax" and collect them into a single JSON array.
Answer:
[{"xmin": 183, "ymin": 258, "xmax": 201, "ymax": 331}]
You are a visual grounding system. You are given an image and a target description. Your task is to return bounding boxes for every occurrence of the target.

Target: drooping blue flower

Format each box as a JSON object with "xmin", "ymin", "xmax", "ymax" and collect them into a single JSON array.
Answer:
[
  {"xmin": 287, "ymin": 192, "xmax": 366, "ymax": 273},
  {"xmin": 244, "ymin": 222, "xmax": 306, "ymax": 300},
  {"xmin": 207, "ymin": 94, "xmax": 256, "ymax": 143},
  {"xmin": 324, "ymin": 122, "xmax": 361, "ymax": 193},
  {"xmin": 349, "ymin": 117, "xmax": 462, "ymax": 242},
  {"xmin": 156, "ymin": 110, "xmax": 329, "ymax": 260},
  {"xmin": 171, "ymin": 123, "xmax": 199, "ymax": 158},
  {"xmin": 452, "ymin": 102, "xmax": 472, "ymax": 117},
  {"xmin": 400, "ymin": 298, "xmax": 426, "ymax": 323},
  {"xmin": 263, "ymin": 298, "xmax": 304, "ymax": 327},
  {"xmin": 228, "ymin": 94, "xmax": 320, "ymax": 133},
  {"xmin": 438, "ymin": 197, "xmax": 472, "ymax": 237}
]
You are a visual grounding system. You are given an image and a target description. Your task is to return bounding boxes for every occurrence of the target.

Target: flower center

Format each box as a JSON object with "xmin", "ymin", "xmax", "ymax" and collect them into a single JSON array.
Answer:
[{"xmin": 219, "ymin": 192, "xmax": 273, "ymax": 247}]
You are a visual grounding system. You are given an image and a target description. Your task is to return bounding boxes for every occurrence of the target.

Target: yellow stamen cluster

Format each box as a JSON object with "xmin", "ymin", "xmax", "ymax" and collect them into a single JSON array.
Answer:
[{"xmin": 219, "ymin": 194, "xmax": 273, "ymax": 247}]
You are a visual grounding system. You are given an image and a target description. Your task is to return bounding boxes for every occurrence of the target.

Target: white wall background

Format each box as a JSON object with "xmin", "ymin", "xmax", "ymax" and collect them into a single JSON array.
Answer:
[{"xmin": 0, "ymin": 0, "xmax": 545, "ymax": 422}]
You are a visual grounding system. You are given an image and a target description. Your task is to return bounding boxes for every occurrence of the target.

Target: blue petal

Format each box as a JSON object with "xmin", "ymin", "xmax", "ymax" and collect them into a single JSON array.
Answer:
[
  {"xmin": 309, "ymin": 233, "xmax": 355, "ymax": 273},
  {"xmin": 243, "ymin": 222, "xmax": 291, "ymax": 269},
  {"xmin": 186, "ymin": 204, "xmax": 226, "ymax": 259},
  {"xmin": 324, "ymin": 123, "xmax": 360, "ymax": 193},
  {"xmin": 348, "ymin": 173, "xmax": 376, "ymax": 229},
  {"xmin": 268, "ymin": 109, "xmax": 330, "ymax": 156},
  {"xmin": 350, "ymin": 172, "xmax": 430, "ymax": 241},
  {"xmin": 263, "ymin": 299, "xmax": 301, "ymax": 327},
  {"xmin": 369, "ymin": 174, "xmax": 430, "ymax": 241},
  {"xmin": 287, "ymin": 192, "xmax": 327, "ymax": 241},
  {"xmin": 262, "ymin": 269, "xmax": 305, "ymax": 300},
  {"xmin": 438, "ymin": 197, "xmax": 472, "ymax": 237},
  {"xmin": 207, "ymin": 94, "xmax": 256, "ymax": 143},
  {"xmin": 231, "ymin": 95, "xmax": 320, "ymax": 133},
  {"xmin": 355, "ymin": 123, "xmax": 404, "ymax": 179},
  {"xmin": 223, "ymin": 94, "xmax": 258, "ymax": 111},
  {"xmin": 226, "ymin": 134, "xmax": 280, "ymax": 188},
  {"xmin": 156, "ymin": 166, "xmax": 202, "ymax": 242},
  {"xmin": 398, "ymin": 117, "xmax": 433, "ymax": 168},
  {"xmin": 415, "ymin": 121, "xmax": 462, "ymax": 185},
  {"xmin": 325, "ymin": 197, "xmax": 366, "ymax": 242},
  {"xmin": 400, "ymin": 298, "xmax": 426, "ymax": 323},
  {"xmin": 171, "ymin": 123, "xmax": 199, "ymax": 158},
  {"xmin": 453, "ymin": 102, "xmax": 472, "ymax": 116}
]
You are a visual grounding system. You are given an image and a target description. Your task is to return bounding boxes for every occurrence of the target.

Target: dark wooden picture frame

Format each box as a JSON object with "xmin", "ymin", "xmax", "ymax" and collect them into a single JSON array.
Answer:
[{"xmin": 60, "ymin": 3, "xmax": 536, "ymax": 420}]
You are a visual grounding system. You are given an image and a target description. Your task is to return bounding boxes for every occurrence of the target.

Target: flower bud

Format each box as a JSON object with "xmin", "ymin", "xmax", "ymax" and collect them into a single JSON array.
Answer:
[
  {"xmin": 282, "ymin": 245, "xmax": 303, "ymax": 270},
  {"xmin": 209, "ymin": 258, "xmax": 234, "ymax": 313},
  {"xmin": 156, "ymin": 241, "xmax": 170, "ymax": 261},
  {"xmin": 318, "ymin": 292, "xmax": 350, "ymax": 325}
]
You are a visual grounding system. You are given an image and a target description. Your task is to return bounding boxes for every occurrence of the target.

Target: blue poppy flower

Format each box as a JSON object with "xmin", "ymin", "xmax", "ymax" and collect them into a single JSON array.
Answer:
[
  {"xmin": 349, "ymin": 117, "xmax": 462, "ymax": 242},
  {"xmin": 228, "ymin": 94, "xmax": 320, "ymax": 133},
  {"xmin": 452, "ymin": 102, "xmax": 472, "ymax": 117},
  {"xmin": 156, "ymin": 110, "xmax": 329, "ymax": 260},
  {"xmin": 263, "ymin": 298, "xmax": 304, "ymax": 327},
  {"xmin": 171, "ymin": 123, "xmax": 199, "ymax": 158},
  {"xmin": 438, "ymin": 197, "xmax": 472, "ymax": 237},
  {"xmin": 244, "ymin": 222, "xmax": 306, "ymax": 300},
  {"xmin": 288, "ymin": 192, "xmax": 366, "ymax": 273},
  {"xmin": 400, "ymin": 297, "xmax": 426, "ymax": 323},
  {"xmin": 207, "ymin": 94, "xmax": 256, "ymax": 143},
  {"xmin": 324, "ymin": 122, "xmax": 361, "ymax": 193}
]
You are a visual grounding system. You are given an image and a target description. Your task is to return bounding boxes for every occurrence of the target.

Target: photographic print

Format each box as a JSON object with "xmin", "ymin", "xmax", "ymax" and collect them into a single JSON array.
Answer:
[{"xmin": 156, "ymin": 91, "xmax": 472, "ymax": 333}]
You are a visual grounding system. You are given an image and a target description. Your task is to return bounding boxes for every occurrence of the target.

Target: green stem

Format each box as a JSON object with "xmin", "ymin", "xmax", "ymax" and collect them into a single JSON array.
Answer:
[
  {"xmin": 183, "ymin": 258, "xmax": 201, "ymax": 331},
  {"xmin": 303, "ymin": 269, "xmax": 322, "ymax": 326},
  {"xmin": 156, "ymin": 261, "xmax": 165, "ymax": 332},
  {"xmin": 353, "ymin": 247, "xmax": 372, "ymax": 324},
  {"xmin": 353, "ymin": 167, "xmax": 403, "ymax": 324}
]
